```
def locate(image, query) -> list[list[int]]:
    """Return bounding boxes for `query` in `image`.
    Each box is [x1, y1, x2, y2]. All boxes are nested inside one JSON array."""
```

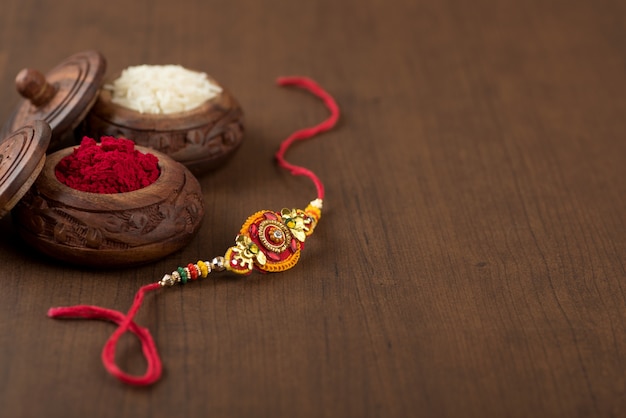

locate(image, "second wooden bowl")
[[81, 76, 244, 176]]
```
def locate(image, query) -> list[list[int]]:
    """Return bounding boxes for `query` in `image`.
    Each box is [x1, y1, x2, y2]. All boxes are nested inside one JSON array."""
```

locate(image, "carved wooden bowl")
[[81, 76, 244, 176], [12, 145, 204, 267]]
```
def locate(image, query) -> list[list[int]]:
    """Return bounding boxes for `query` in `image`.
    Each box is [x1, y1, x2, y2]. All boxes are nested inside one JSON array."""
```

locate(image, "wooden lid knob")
[[2, 51, 106, 150], [16, 68, 57, 107]]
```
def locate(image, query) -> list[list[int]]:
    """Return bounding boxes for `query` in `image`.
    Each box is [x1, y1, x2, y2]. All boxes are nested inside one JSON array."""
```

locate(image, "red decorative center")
[[267, 226, 284, 244], [257, 219, 291, 253]]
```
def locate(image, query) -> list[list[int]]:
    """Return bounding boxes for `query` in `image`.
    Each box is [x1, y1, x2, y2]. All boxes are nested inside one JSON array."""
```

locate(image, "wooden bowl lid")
[[2, 50, 106, 150], [0, 120, 51, 218]]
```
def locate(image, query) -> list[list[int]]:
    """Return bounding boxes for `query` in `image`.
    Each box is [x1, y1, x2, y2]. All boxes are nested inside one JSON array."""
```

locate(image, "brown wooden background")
[[1, 0, 625, 417]]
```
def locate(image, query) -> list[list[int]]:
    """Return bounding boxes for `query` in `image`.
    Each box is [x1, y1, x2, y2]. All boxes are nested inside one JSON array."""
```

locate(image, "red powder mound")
[[55, 136, 160, 194]]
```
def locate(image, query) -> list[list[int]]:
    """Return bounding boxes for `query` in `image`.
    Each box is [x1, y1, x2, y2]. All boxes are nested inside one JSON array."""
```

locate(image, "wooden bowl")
[[12, 145, 204, 267], [81, 75, 244, 176]]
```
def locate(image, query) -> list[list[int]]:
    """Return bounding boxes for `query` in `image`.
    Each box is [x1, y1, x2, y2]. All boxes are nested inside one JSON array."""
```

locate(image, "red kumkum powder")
[[55, 136, 160, 193]]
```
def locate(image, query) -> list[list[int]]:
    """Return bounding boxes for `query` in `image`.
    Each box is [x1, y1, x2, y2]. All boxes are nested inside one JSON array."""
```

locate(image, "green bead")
[[177, 267, 188, 284]]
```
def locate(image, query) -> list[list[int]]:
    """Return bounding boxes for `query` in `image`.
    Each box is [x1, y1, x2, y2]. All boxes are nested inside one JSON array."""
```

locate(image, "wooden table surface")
[[1, 0, 625, 417]]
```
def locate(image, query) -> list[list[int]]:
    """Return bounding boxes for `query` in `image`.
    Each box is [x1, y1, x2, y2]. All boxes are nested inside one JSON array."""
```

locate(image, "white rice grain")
[[104, 65, 222, 114]]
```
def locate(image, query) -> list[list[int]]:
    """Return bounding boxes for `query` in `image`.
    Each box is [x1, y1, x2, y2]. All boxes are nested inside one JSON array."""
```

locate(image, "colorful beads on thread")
[[159, 258, 225, 287], [177, 267, 187, 284], [197, 261, 209, 277], [188, 264, 198, 280]]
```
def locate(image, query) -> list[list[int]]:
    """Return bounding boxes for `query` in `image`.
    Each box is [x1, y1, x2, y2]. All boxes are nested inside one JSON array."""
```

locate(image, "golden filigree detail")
[[231, 234, 266, 270], [280, 208, 310, 242]]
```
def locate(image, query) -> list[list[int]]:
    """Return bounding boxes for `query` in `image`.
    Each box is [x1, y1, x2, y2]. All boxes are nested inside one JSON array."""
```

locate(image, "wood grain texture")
[[0, 0, 625, 417]]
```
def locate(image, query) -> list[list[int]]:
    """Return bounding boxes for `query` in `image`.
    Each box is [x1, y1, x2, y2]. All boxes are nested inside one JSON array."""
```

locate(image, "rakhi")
[[47, 76, 339, 386]]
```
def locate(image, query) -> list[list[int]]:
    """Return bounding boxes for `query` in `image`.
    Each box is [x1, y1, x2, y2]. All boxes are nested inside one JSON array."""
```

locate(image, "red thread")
[[275, 77, 340, 200], [48, 283, 162, 386], [55, 136, 160, 194]]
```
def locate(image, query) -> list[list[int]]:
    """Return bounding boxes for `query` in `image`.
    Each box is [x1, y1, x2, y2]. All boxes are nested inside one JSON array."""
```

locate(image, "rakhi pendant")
[[159, 198, 323, 284], [47, 76, 339, 386]]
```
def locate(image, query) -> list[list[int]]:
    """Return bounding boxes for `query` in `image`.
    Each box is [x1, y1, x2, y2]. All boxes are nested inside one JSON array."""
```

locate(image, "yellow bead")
[[197, 260, 209, 277]]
